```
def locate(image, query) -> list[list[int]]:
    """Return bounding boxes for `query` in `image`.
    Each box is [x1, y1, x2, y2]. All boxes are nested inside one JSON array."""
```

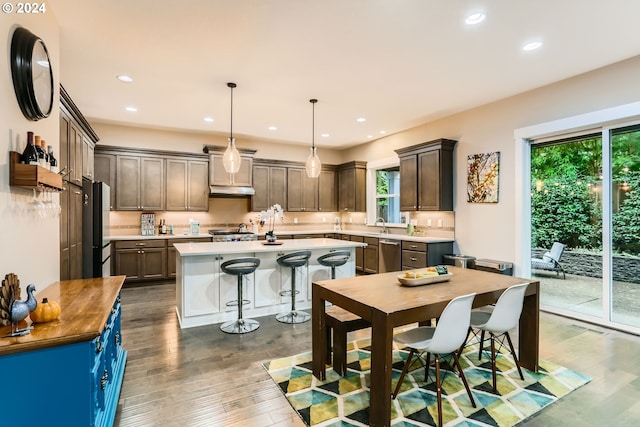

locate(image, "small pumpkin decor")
[[29, 297, 61, 323]]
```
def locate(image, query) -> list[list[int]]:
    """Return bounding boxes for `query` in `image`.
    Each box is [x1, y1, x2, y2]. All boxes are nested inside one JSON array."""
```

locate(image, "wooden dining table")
[[311, 266, 540, 427]]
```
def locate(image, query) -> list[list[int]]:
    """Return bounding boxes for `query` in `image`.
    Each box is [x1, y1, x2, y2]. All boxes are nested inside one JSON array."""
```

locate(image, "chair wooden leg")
[[490, 334, 498, 393], [458, 327, 471, 360], [478, 330, 486, 360], [392, 349, 415, 399], [435, 356, 443, 427], [504, 332, 524, 380], [453, 352, 476, 408]]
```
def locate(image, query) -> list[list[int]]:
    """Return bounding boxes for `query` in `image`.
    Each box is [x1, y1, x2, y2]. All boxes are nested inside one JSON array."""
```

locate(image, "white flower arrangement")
[[259, 204, 284, 236]]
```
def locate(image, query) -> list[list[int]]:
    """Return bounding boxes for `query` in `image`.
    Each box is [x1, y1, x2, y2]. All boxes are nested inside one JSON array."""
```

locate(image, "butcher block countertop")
[[0, 276, 125, 356]]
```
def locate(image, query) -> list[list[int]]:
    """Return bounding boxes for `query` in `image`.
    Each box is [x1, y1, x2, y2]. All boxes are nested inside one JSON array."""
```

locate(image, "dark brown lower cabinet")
[[349, 235, 365, 273], [167, 237, 211, 278], [363, 236, 379, 274], [401, 240, 454, 269], [114, 240, 167, 282]]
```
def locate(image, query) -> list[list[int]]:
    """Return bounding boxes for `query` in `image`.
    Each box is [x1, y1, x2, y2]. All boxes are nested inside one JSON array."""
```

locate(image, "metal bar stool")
[[318, 250, 370, 375], [276, 250, 312, 324], [220, 257, 261, 334]]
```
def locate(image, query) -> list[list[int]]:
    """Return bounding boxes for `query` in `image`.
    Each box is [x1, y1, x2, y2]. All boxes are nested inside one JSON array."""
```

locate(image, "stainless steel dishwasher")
[[378, 238, 401, 273]]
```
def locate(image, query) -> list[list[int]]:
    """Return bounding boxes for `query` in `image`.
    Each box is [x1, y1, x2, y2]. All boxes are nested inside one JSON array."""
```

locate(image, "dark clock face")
[[10, 27, 54, 121]]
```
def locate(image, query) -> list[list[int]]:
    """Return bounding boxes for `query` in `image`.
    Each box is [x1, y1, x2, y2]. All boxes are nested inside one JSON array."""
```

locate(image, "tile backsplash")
[[108, 197, 455, 238]]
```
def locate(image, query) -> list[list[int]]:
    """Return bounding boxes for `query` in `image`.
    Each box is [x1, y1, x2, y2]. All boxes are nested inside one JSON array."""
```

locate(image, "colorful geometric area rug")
[[263, 336, 590, 426]]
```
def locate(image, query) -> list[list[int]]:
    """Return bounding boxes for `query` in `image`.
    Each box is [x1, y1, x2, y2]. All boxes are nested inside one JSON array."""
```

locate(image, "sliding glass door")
[[610, 125, 640, 328], [530, 123, 640, 330], [530, 135, 603, 318]]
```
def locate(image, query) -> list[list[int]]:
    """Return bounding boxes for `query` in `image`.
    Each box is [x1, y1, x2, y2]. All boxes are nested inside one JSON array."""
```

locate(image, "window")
[[366, 157, 404, 227], [375, 167, 401, 224]]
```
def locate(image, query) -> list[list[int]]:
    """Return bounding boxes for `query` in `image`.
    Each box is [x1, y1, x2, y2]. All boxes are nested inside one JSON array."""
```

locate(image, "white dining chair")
[[460, 282, 530, 393], [392, 292, 477, 427]]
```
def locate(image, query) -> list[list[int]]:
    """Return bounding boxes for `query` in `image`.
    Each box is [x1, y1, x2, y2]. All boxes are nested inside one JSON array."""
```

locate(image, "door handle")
[[380, 240, 400, 246]]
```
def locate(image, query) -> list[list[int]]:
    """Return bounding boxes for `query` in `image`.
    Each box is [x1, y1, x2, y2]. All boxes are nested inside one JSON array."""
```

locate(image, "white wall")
[[345, 55, 640, 270], [1, 15, 60, 292]]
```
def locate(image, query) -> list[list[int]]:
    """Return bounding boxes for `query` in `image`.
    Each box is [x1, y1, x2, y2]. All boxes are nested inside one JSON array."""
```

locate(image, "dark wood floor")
[[115, 282, 640, 426]]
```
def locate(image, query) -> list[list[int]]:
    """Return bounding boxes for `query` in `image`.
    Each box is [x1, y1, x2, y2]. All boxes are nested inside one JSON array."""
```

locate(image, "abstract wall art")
[[467, 151, 500, 203]]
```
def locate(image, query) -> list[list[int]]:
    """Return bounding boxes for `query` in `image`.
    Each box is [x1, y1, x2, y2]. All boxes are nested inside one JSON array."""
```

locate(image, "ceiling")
[[50, 1, 640, 149]]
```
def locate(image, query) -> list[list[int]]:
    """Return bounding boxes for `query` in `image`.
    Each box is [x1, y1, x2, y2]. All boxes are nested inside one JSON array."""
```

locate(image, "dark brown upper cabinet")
[[395, 139, 456, 211], [337, 161, 367, 212]]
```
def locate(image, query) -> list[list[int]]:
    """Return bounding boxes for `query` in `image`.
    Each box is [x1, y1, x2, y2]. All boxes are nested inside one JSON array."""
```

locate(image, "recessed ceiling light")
[[204, 117, 214, 122], [117, 75, 133, 83], [125, 106, 137, 112], [379, 130, 386, 135], [465, 12, 486, 25], [367, 135, 373, 139], [522, 41, 543, 51], [321, 133, 329, 138], [268, 126, 277, 131], [356, 117, 366, 123]]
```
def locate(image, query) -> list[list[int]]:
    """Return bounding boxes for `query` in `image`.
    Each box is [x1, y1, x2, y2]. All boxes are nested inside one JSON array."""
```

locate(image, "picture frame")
[[467, 151, 500, 203]]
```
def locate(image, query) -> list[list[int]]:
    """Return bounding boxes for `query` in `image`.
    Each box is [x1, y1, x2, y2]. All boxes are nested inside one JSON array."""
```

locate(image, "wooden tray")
[[397, 272, 452, 286]]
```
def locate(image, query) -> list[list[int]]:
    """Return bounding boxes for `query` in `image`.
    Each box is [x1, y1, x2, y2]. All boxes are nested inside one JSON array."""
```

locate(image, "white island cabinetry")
[[175, 238, 366, 328]]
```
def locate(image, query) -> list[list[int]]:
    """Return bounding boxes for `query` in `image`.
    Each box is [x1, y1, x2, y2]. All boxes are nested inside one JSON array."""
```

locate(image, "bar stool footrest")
[[278, 290, 300, 297], [225, 299, 251, 307]]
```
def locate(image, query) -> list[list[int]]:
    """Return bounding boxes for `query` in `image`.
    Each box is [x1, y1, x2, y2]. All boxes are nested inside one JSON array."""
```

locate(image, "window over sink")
[[366, 157, 404, 228]]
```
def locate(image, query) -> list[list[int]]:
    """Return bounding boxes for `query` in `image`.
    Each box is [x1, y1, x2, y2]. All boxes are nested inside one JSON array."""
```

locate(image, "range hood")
[[204, 145, 256, 197], [208, 184, 255, 196]]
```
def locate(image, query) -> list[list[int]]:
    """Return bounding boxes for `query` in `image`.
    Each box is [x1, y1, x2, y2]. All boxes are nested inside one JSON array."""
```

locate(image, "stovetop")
[[208, 230, 258, 241]]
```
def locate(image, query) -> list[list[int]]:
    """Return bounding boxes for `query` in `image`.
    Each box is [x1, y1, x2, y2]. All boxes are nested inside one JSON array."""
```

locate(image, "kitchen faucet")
[[376, 217, 388, 234]]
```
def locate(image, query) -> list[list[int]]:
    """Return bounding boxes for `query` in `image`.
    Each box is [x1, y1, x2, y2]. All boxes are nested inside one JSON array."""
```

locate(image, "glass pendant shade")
[[223, 137, 241, 174], [305, 98, 321, 178], [223, 82, 241, 174], [305, 146, 321, 178]]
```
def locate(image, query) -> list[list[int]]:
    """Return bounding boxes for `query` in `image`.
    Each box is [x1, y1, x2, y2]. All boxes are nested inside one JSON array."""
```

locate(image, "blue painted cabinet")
[[0, 278, 127, 427]]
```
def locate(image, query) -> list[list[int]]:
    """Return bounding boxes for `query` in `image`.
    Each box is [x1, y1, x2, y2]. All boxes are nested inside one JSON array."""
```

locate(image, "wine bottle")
[[40, 140, 49, 168], [34, 135, 46, 167], [22, 132, 39, 165], [47, 145, 58, 173]]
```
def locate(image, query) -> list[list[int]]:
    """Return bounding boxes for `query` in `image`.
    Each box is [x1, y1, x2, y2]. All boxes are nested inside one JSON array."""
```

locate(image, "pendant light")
[[305, 98, 321, 178], [223, 82, 242, 174]]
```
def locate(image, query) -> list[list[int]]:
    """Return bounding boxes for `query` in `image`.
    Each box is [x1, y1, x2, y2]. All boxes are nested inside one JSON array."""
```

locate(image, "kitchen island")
[[174, 238, 367, 328]]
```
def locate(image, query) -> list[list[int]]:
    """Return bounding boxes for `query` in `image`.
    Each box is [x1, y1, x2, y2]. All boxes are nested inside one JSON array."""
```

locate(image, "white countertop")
[[174, 238, 366, 256], [109, 233, 212, 241], [108, 230, 453, 244], [331, 230, 453, 243]]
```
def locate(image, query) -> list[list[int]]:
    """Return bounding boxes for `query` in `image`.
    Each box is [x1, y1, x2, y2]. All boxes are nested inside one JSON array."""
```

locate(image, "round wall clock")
[[10, 27, 54, 121]]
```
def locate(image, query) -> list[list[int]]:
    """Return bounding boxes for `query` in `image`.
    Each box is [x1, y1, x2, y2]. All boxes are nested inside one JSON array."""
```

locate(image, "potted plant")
[[260, 204, 284, 243]]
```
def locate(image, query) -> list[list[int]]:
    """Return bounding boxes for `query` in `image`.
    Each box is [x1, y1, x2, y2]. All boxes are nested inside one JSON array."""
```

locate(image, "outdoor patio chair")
[[531, 241, 566, 279]]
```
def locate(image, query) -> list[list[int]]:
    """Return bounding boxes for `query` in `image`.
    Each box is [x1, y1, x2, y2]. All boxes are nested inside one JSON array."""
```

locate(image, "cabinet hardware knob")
[[410, 245, 417, 248], [410, 257, 417, 261]]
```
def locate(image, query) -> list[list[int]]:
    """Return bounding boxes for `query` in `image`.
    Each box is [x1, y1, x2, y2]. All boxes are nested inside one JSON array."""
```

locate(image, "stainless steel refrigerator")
[[82, 179, 111, 278]]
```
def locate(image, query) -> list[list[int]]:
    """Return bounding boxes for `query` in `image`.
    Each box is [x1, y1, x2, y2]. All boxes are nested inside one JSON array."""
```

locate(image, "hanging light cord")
[[228, 82, 236, 139], [310, 98, 318, 149]]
